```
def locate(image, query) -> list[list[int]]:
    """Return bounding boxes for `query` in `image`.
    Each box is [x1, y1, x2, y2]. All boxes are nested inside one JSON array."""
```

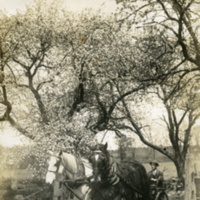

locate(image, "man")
[[147, 160, 164, 188]]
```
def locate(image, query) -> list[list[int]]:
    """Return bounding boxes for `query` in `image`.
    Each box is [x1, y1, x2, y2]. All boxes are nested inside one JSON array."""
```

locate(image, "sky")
[[0, 122, 31, 147], [0, 0, 117, 15]]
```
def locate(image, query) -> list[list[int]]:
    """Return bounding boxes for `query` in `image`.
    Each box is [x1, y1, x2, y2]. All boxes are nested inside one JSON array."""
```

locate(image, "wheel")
[[155, 191, 168, 200]]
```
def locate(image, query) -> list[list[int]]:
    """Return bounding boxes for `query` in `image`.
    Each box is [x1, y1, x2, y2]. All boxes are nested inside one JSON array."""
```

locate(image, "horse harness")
[[47, 154, 61, 173], [63, 155, 89, 200], [91, 149, 145, 198], [49, 153, 88, 200]]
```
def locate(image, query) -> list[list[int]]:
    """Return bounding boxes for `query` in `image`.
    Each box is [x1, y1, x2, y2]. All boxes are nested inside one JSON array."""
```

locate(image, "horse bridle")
[[47, 154, 62, 173], [89, 149, 109, 173], [48, 152, 88, 200], [89, 150, 107, 160]]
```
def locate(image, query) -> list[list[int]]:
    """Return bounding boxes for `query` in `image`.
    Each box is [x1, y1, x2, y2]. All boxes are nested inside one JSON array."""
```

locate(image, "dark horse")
[[88, 143, 150, 200]]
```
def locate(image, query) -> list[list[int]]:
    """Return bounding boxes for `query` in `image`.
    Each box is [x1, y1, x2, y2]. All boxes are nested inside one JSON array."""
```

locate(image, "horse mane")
[[116, 160, 150, 195]]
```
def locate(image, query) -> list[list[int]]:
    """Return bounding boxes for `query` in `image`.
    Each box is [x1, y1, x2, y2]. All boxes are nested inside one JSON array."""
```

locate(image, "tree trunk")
[[68, 80, 84, 117], [8, 116, 34, 139], [174, 158, 185, 184], [30, 87, 49, 124], [0, 84, 33, 139]]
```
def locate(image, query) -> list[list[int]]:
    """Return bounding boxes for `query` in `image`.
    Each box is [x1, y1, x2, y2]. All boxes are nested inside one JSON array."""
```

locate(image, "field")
[[0, 161, 177, 181]]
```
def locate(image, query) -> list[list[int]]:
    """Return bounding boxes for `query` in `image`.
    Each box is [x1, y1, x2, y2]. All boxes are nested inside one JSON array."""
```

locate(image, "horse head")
[[45, 151, 93, 200], [46, 150, 88, 185], [45, 150, 63, 184], [88, 143, 151, 200], [88, 143, 110, 183]]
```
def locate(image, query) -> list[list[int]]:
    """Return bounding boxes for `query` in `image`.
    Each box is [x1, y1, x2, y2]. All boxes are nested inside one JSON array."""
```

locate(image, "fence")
[[110, 146, 172, 163]]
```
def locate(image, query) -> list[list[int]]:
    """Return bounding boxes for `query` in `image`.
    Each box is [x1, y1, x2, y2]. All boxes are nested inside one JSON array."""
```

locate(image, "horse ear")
[[104, 142, 108, 150], [59, 150, 63, 156]]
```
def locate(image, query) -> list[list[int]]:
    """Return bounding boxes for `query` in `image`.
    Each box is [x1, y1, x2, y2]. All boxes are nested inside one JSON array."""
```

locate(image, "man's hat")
[[149, 160, 159, 166]]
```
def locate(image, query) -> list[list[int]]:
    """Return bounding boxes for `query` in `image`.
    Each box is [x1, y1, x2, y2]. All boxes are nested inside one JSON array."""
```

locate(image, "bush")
[[2, 178, 53, 200]]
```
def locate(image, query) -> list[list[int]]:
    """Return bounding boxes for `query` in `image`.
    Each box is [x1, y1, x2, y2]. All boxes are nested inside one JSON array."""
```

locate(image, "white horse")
[[46, 151, 93, 200]]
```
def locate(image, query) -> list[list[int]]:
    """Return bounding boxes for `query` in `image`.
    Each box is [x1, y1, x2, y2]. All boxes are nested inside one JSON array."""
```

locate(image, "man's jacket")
[[147, 169, 164, 187]]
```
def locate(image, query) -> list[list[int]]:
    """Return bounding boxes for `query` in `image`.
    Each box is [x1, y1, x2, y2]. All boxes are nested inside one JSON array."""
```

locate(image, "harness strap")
[[110, 175, 120, 185], [75, 156, 85, 177], [63, 182, 82, 200], [48, 170, 58, 173], [109, 162, 120, 185]]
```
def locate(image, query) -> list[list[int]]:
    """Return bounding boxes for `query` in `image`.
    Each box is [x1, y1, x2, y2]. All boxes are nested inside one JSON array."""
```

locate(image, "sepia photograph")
[[0, 0, 200, 199]]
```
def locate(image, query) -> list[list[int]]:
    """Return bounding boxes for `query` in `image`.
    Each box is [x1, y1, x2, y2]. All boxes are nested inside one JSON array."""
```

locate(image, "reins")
[[47, 152, 90, 200], [63, 182, 82, 200], [59, 153, 90, 200]]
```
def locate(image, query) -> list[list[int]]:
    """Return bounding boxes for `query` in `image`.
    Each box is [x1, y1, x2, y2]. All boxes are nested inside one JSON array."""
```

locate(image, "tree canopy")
[[1, 0, 200, 180]]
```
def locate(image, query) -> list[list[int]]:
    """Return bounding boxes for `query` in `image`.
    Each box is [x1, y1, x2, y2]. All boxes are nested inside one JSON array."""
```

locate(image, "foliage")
[[114, 0, 200, 180], [2, 178, 53, 200], [1, 0, 200, 183]]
